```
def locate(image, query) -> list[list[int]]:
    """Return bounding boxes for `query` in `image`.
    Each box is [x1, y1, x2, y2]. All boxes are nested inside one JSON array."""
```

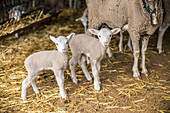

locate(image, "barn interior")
[[0, 0, 170, 112]]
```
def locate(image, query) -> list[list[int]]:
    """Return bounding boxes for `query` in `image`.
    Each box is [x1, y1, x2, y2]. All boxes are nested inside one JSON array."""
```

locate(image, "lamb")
[[8, 4, 26, 38], [69, 28, 120, 91], [21, 33, 75, 100], [86, 0, 163, 79], [76, 8, 88, 33]]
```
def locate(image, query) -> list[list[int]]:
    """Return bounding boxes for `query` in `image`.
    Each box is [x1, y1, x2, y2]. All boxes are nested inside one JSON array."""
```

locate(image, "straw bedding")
[[0, 9, 170, 113]]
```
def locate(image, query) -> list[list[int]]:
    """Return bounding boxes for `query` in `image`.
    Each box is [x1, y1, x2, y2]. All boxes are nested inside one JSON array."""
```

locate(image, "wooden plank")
[[0, 14, 52, 40]]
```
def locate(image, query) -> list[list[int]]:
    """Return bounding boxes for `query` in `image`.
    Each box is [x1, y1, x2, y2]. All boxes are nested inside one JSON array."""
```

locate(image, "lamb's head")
[[76, 17, 88, 29], [50, 33, 75, 53], [14, 10, 21, 20], [89, 28, 120, 47]]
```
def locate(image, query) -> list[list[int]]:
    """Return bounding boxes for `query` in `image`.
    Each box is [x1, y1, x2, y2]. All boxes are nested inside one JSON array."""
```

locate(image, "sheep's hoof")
[[134, 76, 141, 80], [133, 71, 141, 80], [94, 84, 100, 91], [142, 71, 149, 77]]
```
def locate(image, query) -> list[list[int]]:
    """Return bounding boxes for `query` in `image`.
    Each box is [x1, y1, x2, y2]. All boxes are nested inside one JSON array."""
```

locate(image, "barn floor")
[[0, 9, 170, 113]]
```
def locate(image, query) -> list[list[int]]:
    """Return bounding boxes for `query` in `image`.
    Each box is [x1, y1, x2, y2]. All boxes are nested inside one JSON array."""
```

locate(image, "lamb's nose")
[[104, 42, 108, 47], [62, 49, 66, 53]]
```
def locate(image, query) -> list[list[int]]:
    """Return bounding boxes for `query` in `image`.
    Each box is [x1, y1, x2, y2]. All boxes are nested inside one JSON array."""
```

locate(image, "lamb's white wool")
[[21, 33, 75, 100], [69, 28, 120, 91], [76, 8, 88, 33]]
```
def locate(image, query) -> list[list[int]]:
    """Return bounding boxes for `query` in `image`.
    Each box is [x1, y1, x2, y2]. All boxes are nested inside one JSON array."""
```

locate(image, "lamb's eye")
[[56, 43, 58, 45], [110, 35, 112, 37], [66, 42, 68, 44], [99, 35, 101, 38]]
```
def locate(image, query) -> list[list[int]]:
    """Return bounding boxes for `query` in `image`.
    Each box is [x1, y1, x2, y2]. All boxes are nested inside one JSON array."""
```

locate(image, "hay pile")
[[0, 9, 170, 112], [0, 9, 50, 37]]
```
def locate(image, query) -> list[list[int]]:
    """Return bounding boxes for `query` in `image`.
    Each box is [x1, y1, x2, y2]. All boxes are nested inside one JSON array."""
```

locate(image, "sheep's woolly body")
[[86, 0, 163, 35], [25, 50, 68, 72], [69, 34, 106, 60], [162, 0, 170, 26]]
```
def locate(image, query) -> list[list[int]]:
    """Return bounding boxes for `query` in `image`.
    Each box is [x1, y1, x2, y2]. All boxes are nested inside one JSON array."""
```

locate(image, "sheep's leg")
[[54, 70, 67, 99], [31, 79, 39, 94], [91, 60, 101, 91], [73, 0, 77, 9], [69, 0, 72, 8], [127, 36, 133, 51], [69, 55, 79, 84], [21, 74, 34, 100], [78, 55, 92, 81], [157, 24, 169, 54], [141, 36, 150, 76], [106, 47, 113, 57], [119, 31, 124, 52], [131, 35, 140, 79]]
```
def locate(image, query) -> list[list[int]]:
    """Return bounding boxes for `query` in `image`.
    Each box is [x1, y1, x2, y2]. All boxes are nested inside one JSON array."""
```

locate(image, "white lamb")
[[76, 8, 88, 33], [21, 33, 75, 100], [69, 28, 120, 91]]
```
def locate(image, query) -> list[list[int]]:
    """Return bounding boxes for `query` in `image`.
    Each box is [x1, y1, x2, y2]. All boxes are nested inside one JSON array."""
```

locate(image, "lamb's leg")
[[21, 74, 34, 100], [91, 60, 101, 91], [78, 55, 92, 81], [69, 54, 79, 84], [31, 79, 40, 94], [127, 36, 133, 51], [157, 25, 169, 54], [96, 61, 101, 71], [119, 31, 124, 52], [54, 70, 67, 99], [106, 47, 113, 57], [131, 35, 140, 79], [141, 36, 150, 76]]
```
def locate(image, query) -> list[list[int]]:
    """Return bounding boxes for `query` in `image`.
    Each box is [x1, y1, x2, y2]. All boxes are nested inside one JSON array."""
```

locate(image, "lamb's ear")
[[49, 35, 57, 43], [67, 33, 75, 41], [76, 18, 81, 21], [111, 28, 121, 35], [88, 29, 99, 35]]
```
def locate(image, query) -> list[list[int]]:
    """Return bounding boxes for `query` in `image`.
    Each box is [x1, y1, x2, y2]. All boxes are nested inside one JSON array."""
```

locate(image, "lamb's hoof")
[[72, 78, 78, 84], [21, 97, 27, 101], [119, 49, 124, 53], [94, 84, 100, 91], [108, 53, 113, 58], [86, 76, 92, 81], [61, 94, 67, 99], [34, 90, 40, 94]]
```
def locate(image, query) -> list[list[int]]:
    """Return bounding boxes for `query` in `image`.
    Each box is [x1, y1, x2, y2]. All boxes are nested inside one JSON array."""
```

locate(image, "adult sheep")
[[86, 0, 163, 79]]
